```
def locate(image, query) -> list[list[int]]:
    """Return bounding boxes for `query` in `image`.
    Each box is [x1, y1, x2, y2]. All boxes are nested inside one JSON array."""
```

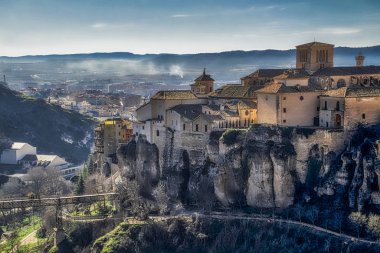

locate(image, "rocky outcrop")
[[117, 124, 380, 211], [117, 135, 160, 195]]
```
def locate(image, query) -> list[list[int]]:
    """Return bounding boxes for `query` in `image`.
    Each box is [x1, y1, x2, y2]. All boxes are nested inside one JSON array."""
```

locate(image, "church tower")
[[295, 42, 334, 73], [355, 51, 365, 67], [190, 68, 214, 96]]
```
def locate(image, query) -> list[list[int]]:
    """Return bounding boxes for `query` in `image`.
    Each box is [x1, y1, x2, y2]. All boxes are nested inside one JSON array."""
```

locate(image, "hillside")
[[0, 83, 95, 163]]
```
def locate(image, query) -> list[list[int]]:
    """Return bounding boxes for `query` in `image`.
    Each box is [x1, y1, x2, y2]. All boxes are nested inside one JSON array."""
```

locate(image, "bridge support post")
[[54, 197, 65, 247], [54, 227, 65, 247]]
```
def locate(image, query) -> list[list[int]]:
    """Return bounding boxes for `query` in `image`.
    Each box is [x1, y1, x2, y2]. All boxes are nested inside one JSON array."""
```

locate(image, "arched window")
[[337, 79, 346, 88], [336, 101, 340, 111], [324, 101, 327, 110], [245, 110, 249, 116]]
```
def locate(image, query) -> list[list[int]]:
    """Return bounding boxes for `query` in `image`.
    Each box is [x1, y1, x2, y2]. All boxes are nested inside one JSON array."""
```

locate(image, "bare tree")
[[153, 181, 170, 215], [84, 172, 108, 194], [306, 206, 319, 225], [27, 167, 71, 197], [115, 178, 153, 220], [0, 178, 25, 198]]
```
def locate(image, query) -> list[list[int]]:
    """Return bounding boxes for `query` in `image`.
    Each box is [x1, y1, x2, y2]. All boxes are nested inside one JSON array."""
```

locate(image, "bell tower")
[[355, 51, 365, 67]]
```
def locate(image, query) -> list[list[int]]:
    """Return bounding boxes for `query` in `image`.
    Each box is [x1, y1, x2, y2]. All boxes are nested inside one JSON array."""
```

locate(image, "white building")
[[0, 142, 37, 165]]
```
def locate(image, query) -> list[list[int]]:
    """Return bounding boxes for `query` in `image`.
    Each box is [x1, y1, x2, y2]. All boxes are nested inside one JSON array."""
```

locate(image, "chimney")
[[355, 52, 365, 67]]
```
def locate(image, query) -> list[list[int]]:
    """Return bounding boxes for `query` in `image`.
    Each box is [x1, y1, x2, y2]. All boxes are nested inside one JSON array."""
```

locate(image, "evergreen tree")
[[75, 174, 85, 195], [87, 155, 95, 175]]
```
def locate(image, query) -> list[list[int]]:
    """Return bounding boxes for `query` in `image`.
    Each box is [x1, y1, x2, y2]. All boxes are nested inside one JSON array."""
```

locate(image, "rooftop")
[[194, 68, 215, 82], [296, 41, 334, 48], [209, 85, 260, 98], [169, 104, 203, 120], [242, 68, 288, 79], [322, 87, 380, 98], [312, 66, 380, 76], [11, 142, 29, 150], [151, 90, 198, 100], [274, 69, 310, 79], [255, 83, 316, 94]]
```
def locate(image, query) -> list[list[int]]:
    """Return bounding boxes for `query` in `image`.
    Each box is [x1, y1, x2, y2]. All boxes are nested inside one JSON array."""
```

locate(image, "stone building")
[[256, 83, 322, 126], [310, 65, 380, 89], [240, 69, 288, 86], [319, 87, 380, 129], [136, 90, 205, 124], [273, 69, 310, 86], [190, 68, 214, 96], [295, 41, 334, 73]]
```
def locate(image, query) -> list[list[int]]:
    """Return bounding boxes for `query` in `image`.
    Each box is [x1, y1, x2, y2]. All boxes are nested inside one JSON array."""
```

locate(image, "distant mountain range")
[[1, 45, 380, 84]]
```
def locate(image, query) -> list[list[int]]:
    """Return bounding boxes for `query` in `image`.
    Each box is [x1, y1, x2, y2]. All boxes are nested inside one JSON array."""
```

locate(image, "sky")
[[0, 0, 379, 56]]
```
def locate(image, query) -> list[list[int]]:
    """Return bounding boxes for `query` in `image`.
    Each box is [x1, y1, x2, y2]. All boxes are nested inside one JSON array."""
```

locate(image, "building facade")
[[295, 41, 334, 73]]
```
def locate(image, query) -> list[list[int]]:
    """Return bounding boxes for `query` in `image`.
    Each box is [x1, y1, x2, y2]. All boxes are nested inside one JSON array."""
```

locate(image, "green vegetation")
[[0, 215, 43, 253], [220, 129, 246, 145], [91, 217, 379, 253], [295, 127, 316, 138]]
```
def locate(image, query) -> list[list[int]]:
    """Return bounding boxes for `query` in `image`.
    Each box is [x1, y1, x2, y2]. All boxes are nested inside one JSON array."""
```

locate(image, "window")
[[283, 108, 287, 113], [183, 124, 186, 131], [324, 101, 327, 110], [245, 110, 249, 116], [205, 125, 208, 132], [300, 96, 304, 101], [283, 119, 286, 123], [142, 126, 145, 130], [336, 101, 340, 111], [156, 130, 160, 136], [283, 97, 286, 100], [317, 107, 320, 111], [362, 113, 366, 119], [195, 124, 199, 132]]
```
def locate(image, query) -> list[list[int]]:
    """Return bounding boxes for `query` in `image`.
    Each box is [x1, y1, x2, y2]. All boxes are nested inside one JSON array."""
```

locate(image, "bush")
[[221, 129, 245, 145]]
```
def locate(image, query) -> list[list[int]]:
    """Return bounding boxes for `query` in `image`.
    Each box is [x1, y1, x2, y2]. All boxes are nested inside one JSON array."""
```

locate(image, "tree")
[[75, 174, 85, 195], [306, 206, 319, 225], [115, 177, 153, 220], [0, 178, 25, 198], [153, 181, 170, 215], [87, 154, 96, 175], [27, 167, 71, 197]]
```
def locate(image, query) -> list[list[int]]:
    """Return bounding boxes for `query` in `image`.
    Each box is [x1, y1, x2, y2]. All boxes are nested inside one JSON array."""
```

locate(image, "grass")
[[70, 201, 115, 217], [0, 215, 42, 253]]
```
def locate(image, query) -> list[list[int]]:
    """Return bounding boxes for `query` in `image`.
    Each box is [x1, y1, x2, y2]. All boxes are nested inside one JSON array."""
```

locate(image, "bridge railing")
[[0, 192, 119, 210]]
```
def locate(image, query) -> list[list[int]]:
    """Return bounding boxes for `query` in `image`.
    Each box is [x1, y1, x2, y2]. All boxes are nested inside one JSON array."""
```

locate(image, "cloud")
[[171, 14, 192, 18], [318, 27, 361, 35], [90, 22, 136, 30], [90, 23, 108, 29]]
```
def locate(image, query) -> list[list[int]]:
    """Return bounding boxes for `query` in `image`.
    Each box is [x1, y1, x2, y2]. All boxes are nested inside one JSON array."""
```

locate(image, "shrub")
[[220, 129, 246, 145]]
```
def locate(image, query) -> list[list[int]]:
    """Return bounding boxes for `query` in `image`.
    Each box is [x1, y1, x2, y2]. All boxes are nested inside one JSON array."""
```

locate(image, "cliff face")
[[117, 125, 380, 211]]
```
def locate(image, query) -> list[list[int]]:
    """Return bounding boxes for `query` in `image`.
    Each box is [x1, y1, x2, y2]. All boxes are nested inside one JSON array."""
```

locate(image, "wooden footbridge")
[[0, 192, 119, 210]]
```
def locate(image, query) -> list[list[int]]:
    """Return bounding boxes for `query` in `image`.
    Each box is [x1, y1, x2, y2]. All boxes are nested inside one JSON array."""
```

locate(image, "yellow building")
[[95, 118, 133, 157]]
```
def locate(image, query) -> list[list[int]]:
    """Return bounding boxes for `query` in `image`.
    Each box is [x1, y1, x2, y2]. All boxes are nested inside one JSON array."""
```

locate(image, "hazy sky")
[[1, 0, 379, 56]]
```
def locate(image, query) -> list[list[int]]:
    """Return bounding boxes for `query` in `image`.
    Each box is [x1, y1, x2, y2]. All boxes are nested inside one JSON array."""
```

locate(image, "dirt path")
[[19, 230, 37, 246]]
